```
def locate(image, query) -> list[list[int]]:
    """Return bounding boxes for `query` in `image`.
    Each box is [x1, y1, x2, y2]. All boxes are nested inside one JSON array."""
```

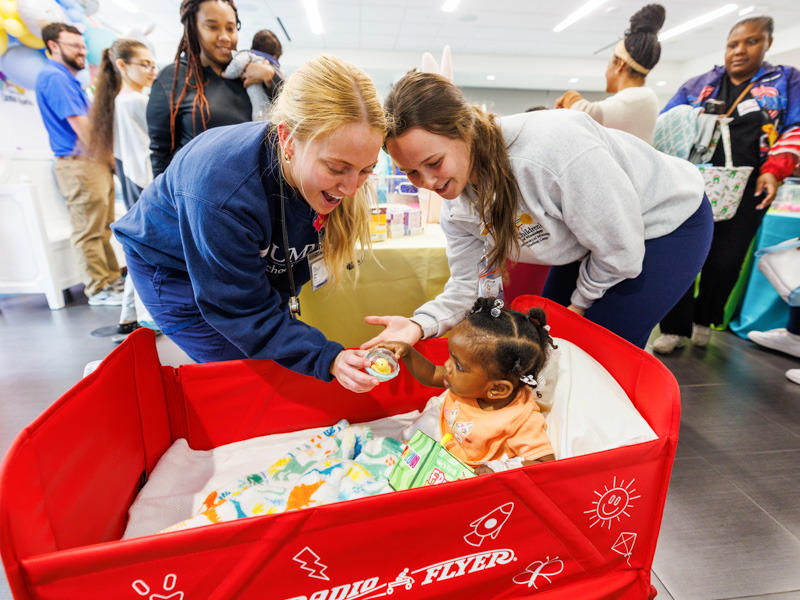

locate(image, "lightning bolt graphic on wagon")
[[293, 546, 331, 581], [464, 502, 514, 547], [585, 477, 641, 528], [131, 574, 184, 599]]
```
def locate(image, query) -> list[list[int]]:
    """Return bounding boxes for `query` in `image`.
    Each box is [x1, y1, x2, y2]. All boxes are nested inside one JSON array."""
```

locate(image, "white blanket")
[[124, 338, 656, 539]]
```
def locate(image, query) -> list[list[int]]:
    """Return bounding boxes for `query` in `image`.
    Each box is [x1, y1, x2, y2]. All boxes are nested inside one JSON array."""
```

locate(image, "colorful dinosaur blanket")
[[161, 421, 402, 533]]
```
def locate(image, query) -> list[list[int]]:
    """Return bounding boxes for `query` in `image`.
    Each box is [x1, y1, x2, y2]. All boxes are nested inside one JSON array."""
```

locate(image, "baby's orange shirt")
[[439, 387, 553, 467]]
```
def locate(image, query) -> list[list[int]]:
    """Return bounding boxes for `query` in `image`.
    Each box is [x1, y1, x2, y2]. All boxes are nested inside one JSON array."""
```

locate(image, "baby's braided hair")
[[463, 297, 556, 397]]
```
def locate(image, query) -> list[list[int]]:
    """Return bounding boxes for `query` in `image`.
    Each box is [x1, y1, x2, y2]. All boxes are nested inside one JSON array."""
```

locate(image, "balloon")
[[0, 29, 7, 55], [75, 0, 98, 16], [83, 25, 115, 66], [18, 31, 45, 49], [0, 44, 47, 90], [17, 0, 68, 39], [0, 0, 18, 19], [3, 16, 26, 38], [75, 63, 89, 88]]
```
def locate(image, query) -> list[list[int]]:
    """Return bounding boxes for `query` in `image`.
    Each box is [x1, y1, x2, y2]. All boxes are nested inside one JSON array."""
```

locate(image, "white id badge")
[[737, 98, 760, 116], [308, 250, 328, 291], [477, 257, 504, 299]]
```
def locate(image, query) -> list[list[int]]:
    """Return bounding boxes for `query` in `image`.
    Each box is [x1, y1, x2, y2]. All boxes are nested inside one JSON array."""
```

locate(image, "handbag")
[[697, 82, 757, 222], [755, 237, 800, 306]]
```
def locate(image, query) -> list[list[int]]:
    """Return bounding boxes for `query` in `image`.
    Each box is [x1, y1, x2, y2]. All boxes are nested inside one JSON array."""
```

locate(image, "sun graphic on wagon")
[[585, 477, 641, 529]]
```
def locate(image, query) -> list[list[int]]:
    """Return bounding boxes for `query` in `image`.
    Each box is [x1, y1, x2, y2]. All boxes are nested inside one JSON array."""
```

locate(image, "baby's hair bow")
[[490, 299, 504, 317]]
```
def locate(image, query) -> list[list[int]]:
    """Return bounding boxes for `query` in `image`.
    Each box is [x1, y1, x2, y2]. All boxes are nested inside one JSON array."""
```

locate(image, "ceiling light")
[[113, 0, 139, 13], [569, 77, 579, 83], [486, 75, 496, 80], [656, 80, 667, 86], [302, 0, 324, 35], [738, 5, 755, 15], [442, 0, 460, 12], [554, 0, 611, 33], [659, 4, 738, 42]]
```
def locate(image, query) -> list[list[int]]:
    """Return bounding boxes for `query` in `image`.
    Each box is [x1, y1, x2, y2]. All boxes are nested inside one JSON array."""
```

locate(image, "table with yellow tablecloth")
[[298, 225, 450, 348]]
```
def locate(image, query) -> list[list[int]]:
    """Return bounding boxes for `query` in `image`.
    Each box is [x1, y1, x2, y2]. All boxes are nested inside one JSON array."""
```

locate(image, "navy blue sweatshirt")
[[112, 121, 343, 381]]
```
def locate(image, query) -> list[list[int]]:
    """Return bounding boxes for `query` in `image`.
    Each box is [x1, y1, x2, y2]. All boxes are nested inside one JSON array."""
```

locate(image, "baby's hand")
[[376, 341, 411, 361]]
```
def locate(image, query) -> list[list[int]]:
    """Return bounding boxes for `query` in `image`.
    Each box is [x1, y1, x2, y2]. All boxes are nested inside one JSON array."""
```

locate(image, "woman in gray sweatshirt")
[[363, 71, 712, 349]]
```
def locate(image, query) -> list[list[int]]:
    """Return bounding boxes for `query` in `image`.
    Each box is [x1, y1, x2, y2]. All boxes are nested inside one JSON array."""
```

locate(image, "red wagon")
[[0, 297, 679, 599]]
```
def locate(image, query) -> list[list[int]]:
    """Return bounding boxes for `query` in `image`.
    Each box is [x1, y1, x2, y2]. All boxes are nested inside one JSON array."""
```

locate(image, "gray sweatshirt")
[[411, 110, 705, 339]]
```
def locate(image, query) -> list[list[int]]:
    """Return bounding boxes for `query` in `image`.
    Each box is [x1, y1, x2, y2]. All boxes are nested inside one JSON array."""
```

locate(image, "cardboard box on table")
[[0, 297, 679, 600]]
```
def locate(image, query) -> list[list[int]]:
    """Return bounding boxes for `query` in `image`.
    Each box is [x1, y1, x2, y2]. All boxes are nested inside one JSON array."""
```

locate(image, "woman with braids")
[[377, 297, 556, 474], [112, 56, 385, 393], [653, 16, 800, 353], [555, 4, 665, 144], [362, 71, 712, 350], [146, 0, 280, 177], [87, 38, 158, 341]]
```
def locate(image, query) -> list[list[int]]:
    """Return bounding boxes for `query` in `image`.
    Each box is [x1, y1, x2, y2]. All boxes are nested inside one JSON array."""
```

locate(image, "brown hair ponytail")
[[87, 39, 147, 163]]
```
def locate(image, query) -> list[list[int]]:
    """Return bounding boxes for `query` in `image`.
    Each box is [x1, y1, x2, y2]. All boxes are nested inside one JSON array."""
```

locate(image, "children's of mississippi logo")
[[516, 213, 550, 248]]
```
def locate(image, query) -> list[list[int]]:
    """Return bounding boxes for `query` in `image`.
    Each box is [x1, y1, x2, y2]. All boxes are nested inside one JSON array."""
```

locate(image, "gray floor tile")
[[650, 570, 675, 600], [707, 449, 800, 541], [733, 593, 800, 600], [653, 457, 800, 600]]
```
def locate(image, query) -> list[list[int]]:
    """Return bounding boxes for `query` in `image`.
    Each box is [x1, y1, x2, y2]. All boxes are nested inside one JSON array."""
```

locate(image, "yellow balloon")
[[0, 29, 7, 55], [4, 16, 26, 38], [18, 31, 43, 49], [0, 0, 17, 20]]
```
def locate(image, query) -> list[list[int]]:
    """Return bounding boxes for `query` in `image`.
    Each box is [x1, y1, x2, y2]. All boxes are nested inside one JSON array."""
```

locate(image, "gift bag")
[[756, 237, 800, 306], [699, 117, 753, 222]]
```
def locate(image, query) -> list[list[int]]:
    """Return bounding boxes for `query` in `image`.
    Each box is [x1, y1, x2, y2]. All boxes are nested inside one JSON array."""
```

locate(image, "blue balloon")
[[75, 66, 90, 89], [67, 7, 84, 22], [55, 0, 81, 10], [84, 26, 117, 66], [0, 45, 48, 90]]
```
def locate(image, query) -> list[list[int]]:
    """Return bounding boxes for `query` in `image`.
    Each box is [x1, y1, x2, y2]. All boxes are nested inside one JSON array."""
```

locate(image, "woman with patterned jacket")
[[653, 15, 800, 353]]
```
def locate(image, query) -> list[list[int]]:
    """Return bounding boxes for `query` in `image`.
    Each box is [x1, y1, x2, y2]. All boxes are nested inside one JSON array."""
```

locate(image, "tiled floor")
[[1, 286, 799, 600]]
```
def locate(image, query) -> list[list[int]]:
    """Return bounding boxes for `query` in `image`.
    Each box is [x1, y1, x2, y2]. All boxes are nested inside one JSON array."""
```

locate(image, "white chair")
[[0, 150, 128, 309]]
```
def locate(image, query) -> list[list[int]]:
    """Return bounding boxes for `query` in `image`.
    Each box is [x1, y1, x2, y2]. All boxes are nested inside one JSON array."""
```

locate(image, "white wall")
[[0, 87, 52, 154]]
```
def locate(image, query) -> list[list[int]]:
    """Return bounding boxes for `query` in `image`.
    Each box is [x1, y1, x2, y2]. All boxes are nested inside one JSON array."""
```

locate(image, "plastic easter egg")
[[365, 348, 401, 382]]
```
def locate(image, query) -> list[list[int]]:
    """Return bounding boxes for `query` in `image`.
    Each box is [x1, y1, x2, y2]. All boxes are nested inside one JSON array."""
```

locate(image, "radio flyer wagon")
[[0, 296, 679, 599]]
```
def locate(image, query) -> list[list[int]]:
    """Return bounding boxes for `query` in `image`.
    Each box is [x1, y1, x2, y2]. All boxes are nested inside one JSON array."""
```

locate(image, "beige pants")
[[54, 157, 120, 297]]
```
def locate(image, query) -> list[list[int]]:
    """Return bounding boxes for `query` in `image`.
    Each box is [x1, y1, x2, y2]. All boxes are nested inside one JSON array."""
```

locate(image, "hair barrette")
[[490, 298, 504, 318], [520, 374, 537, 387]]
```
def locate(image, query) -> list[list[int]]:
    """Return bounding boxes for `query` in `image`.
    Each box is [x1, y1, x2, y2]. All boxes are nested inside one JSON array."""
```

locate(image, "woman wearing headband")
[[555, 4, 665, 144]]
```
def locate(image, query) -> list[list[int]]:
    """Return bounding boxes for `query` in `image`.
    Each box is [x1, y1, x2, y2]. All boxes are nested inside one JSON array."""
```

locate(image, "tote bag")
[[698, 117, 753, 222], [755, 237, 800, 306]]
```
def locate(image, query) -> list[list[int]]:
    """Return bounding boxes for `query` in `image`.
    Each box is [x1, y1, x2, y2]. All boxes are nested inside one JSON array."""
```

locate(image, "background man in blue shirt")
[[35, 22, 123, 306]]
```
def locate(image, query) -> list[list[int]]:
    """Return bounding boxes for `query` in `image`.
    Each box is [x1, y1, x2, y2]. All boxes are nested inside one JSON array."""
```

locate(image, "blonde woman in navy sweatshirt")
[[113, 56, 384, 393]]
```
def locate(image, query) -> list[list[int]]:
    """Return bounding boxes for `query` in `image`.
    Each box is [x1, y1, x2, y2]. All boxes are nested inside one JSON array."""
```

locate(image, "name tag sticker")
[[308, 250, 328, 291], [737, 98, 760, 116]]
